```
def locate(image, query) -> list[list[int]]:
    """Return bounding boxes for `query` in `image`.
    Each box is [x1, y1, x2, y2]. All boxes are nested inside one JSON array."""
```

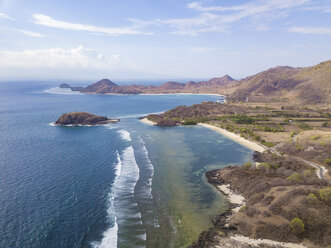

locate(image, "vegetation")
[[206, 151, 331, 246], [319, 188, 331, 204], [306, 193, 317, 204], [290, 218, 305, 235], [297, 122, 312, 130], [286, 173, 302, 182], [230, 114, 255, 124], [243, 162, 252, 169]]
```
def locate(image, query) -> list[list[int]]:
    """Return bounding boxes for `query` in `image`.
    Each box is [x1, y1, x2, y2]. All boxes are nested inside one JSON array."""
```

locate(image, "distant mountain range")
[[60, 60, 331, 105]]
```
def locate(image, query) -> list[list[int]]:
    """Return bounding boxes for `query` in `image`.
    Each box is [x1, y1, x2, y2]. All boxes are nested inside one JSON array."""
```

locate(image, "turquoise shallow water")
[[0, 82, 253, 247]]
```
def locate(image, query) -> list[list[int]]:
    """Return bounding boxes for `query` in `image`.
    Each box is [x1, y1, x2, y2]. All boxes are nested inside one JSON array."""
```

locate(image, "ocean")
[[0, 81, 253, 248]]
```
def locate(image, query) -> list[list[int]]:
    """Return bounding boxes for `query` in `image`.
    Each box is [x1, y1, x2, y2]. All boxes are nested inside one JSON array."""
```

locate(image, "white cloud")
[[0, 46, 126, 69], [289, 26, 331, 35], [15, 29, 44, 37], [188, 0, 311, 13], [167, 0, 311, 35], [324, 9, 331, 13], [0, 13, 13, 20], [33, 14, 152, 36], [183, 46, 223, 53], [0, 46, 145, 80]]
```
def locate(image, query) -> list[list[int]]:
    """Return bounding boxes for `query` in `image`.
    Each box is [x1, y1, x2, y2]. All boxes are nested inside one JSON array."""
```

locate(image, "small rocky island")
[[55, 112, 119, 126]]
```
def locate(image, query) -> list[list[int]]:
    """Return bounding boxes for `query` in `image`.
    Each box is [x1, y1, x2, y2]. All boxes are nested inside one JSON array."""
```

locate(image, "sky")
[[0, 0, 331, 82]]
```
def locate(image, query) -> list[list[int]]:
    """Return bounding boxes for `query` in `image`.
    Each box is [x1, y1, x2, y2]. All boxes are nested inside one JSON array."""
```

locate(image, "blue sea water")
[[0, 82, 253, 248]]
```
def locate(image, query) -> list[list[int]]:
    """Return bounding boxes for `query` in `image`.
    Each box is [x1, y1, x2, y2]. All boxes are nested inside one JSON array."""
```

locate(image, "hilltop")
[[228, 60, 331, 105]]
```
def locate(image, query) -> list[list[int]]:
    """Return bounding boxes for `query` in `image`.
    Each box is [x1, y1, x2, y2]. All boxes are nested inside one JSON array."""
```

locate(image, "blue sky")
[[1, 0, 331, 81]]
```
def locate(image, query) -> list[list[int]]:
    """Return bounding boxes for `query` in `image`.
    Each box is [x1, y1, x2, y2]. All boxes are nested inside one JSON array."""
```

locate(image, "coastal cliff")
[[55, 112, 119, 126]]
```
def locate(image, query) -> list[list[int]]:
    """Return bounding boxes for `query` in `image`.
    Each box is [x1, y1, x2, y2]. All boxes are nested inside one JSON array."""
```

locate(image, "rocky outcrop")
[[59, 83, 71, 88], [55, 112, 119, 126]]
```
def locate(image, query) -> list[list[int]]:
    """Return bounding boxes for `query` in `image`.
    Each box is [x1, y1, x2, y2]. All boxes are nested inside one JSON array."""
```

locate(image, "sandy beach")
[[198, 123, 266, 153], [140, 118, 156, 125], [139, 93, 224, 96]]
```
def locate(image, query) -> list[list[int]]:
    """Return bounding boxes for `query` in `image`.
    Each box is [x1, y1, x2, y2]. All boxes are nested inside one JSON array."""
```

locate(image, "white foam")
[[91, 217, 118, 248], [93, 146, 146, 247], [117, 111, 164, 119], [137, 233, 147, 241], [117, 129, 132, 142], [137, 137, 160, 228], [92, 151, 122, 248], [139, 139, 154, 199], [44, 87, 83, 95], [105, 123, 118, 130]]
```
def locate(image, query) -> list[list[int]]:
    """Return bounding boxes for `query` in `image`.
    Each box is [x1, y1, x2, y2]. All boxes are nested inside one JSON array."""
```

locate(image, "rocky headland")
[[55, 112, 119, 126], [192, 152, 331, 247]]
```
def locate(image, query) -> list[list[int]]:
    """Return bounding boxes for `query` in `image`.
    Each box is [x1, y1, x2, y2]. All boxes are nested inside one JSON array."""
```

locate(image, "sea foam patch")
[[117, 129, 132, 142], [44, 87, 82, 95]]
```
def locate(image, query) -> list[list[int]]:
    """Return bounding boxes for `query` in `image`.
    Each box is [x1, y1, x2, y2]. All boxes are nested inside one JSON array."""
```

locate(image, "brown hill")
[[228, 60, 331, 105], [159, 81, 185, 90], [83, 79, 117, 94]]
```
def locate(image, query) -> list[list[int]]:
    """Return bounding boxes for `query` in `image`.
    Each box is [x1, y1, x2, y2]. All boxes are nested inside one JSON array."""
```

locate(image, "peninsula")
[[143, 95, 331, 246]]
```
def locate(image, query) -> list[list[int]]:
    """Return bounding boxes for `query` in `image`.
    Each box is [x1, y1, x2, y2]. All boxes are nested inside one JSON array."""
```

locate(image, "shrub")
[[243, 162, 252, 169], [289, 218, 305, 235], [290, 131, 297, 138], [325, 158, 331, 165], [239, 206, 247, 212], [182, 120, 197, 125], [286, 173, 302, 182], [319, 188, 331, 204], [297, 122, 312, 130], [306, 193, 317, 204], [311, 135, 321, 141], [322, 122, 328, 127], [303, 169, 313, 177], [258, 162, 272, 170], [231, 114, 255, 124]]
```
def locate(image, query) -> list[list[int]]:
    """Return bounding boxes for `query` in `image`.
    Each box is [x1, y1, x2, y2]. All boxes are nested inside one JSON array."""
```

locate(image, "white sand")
[[218, 184, 245, 213], [230, 235, 306, 248], [140, 118, 156, 125], [198, 123, 266, 153], [139, 93, 224, 96]]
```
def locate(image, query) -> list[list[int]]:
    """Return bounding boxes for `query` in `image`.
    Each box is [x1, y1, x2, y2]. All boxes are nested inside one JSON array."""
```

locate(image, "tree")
[[290, 218, 305, 235]]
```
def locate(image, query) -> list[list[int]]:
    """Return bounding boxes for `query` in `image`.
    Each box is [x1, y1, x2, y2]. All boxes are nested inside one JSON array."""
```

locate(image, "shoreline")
[[140, 118, 156, 125], [138, 93, 224, 96], [198, 123, 266, 153], [204, 171, 307, 248], [47, 87, 225, 97], [139, 120, 266, 153]]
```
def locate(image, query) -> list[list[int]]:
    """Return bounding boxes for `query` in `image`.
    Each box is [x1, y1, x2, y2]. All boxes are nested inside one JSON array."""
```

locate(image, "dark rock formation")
[[55, 112, 119, 126], [59, 83, 72, 88]]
